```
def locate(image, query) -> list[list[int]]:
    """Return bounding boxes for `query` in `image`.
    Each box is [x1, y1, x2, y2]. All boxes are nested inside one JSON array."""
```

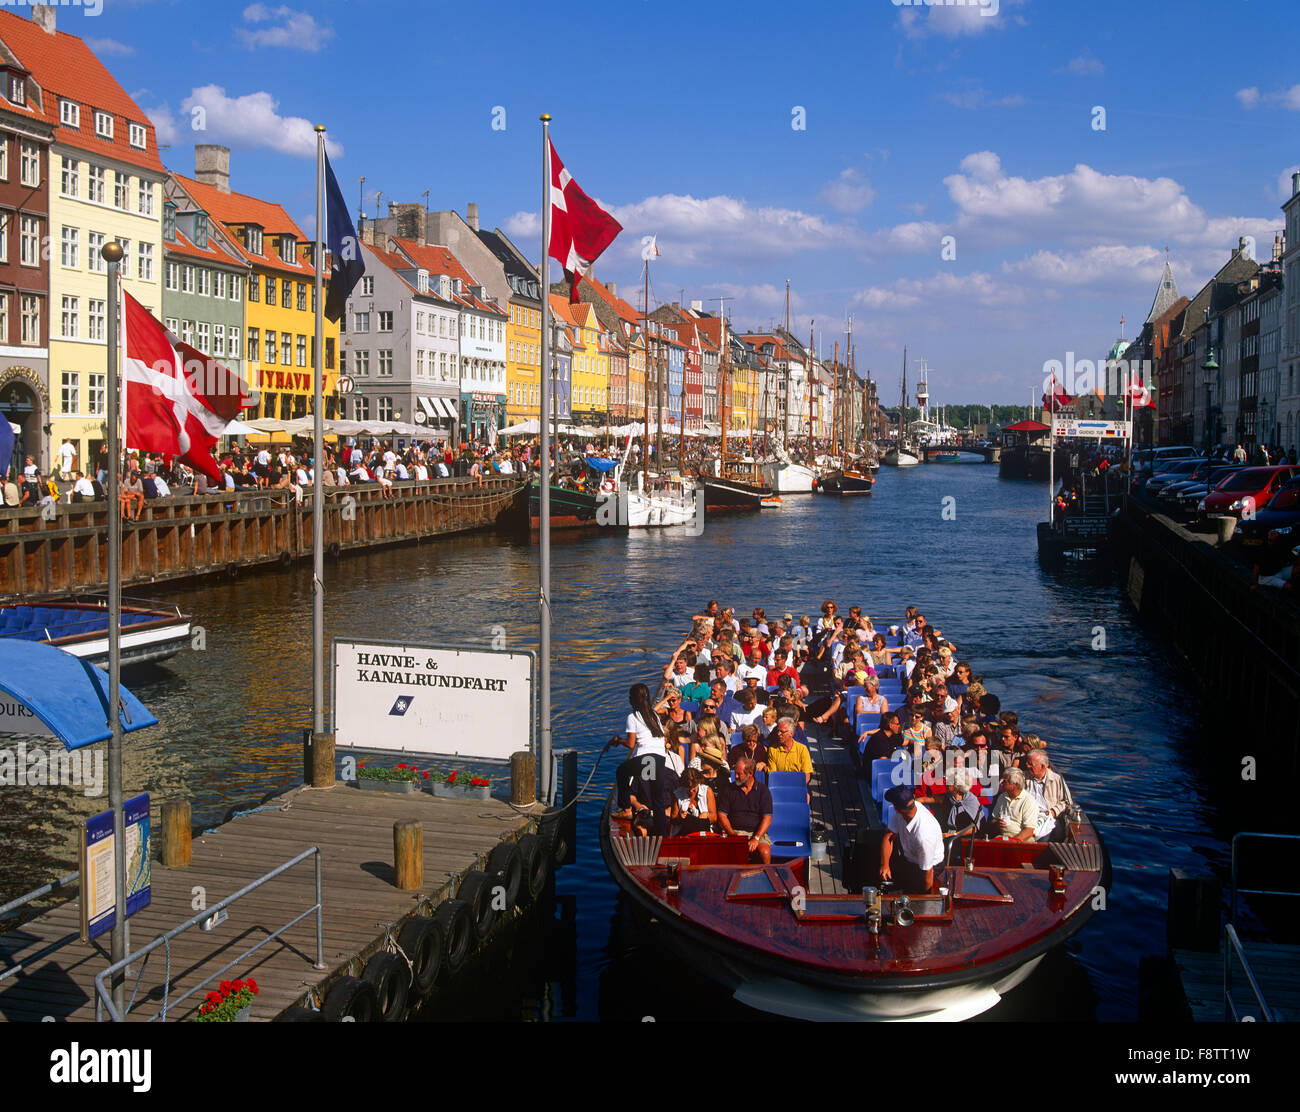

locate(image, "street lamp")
[[1201, 347, 1218, 454]]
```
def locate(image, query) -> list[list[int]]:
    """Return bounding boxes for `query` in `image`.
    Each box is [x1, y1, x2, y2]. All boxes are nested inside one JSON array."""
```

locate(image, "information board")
[[332, 640, 534, 761], [0, 696, 54, 737], [81, 792, 151, 942], [1052, 419, 1131, 440]]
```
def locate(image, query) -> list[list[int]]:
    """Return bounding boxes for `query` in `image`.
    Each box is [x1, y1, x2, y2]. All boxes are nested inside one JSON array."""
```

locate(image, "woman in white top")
[[670, 767, 717, 835], [853, 678, 889, 718], [624, 683, 666, 759], [619, 684, 671, 835]]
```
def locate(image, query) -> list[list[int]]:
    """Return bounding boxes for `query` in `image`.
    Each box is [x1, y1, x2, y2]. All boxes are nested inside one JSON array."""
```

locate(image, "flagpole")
[[102, 239, 126, 1014], [312, 126, 327, 744], [538, 114, 553, 805]]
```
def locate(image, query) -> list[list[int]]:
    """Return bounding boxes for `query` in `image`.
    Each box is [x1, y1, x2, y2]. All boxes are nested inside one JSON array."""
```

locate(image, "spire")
[[1145, 254, 1180, 324]]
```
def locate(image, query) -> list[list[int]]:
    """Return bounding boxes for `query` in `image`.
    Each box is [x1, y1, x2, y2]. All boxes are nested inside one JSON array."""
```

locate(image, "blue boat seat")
[[768, 771, 807, 795]]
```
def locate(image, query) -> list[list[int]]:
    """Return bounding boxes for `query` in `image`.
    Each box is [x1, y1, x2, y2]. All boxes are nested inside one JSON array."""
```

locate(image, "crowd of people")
[[615, 600, 1075, 891]]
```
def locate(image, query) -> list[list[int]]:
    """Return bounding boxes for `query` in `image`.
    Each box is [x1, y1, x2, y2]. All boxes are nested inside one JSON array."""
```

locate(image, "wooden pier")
[[0, 781, 551, 1021], [1171, 942, 1300, 1022], [0, 476, 525, 600]]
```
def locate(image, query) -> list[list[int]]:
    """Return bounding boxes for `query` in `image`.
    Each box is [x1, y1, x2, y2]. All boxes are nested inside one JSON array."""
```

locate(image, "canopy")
[[585, 456, 619, 473], [0, 640, 158, 751], [1003, 420, 1050, 432]]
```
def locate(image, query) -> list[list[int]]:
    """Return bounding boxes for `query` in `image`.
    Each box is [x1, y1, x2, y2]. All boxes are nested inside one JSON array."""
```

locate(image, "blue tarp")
[[0, 639, 158, 750], [585, 457, 619, 473]]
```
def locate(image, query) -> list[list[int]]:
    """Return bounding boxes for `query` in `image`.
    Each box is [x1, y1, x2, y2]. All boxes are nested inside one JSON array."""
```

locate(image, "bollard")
[[1214, 515, 1236, 546], [160, 800, 192, 867], [510, 750, 536, 805], [393, 820, 423, 890], [308, 732, 336, 788]]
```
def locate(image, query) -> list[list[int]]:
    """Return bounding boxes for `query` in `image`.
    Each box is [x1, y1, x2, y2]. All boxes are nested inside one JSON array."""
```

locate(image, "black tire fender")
[[396, 915, 441, 997], [362, 951, 410, 1022], [485, 841, 522, 910], [319, 975, 378, 1022], [517, 833, 550, 905], [456, 869, 497, 940], [432, 898, 474, 981]]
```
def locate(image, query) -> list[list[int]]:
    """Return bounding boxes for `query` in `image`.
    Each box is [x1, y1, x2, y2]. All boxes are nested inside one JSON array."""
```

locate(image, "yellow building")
[[3, 9, 167, 474], [506, 294, 540, 424], [173, 147, 338, 422], [565, 299, 609, 426]]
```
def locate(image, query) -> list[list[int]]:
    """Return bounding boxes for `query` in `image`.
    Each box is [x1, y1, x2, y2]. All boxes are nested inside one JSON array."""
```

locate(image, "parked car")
[[1143, 458, 1204, 496], [1198, 465, 1300, 523], [1233, 477, 1300, 571], [1160, 464, 1245, 516], [1134, 446, 1198, 478]]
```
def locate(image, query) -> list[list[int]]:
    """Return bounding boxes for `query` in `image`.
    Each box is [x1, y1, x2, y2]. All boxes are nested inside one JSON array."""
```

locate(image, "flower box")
[[430, 782, 490, 801], [357, 777, 419, 794]]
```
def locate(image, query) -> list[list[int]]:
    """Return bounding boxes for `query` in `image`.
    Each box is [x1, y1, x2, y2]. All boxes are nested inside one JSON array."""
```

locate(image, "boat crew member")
[[717, 757, 772, 865], [618, 684, 674, 836], [879, 786, 945, 894], [1024, 751, 1070, 841], [989, 769, 1039, 841]]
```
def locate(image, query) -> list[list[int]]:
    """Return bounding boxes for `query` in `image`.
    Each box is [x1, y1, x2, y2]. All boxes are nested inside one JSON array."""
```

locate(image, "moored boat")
[[0, 598, 192, 667], [527, 480, 604, 531], [818, 468, 874, 495], [700, 475, 765, 514]]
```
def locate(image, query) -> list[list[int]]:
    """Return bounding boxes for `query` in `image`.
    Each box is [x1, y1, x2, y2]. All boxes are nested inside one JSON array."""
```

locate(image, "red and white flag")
[[1127, 378, 1156, 410], [122, 292, 255, 483], [547, 137, 622, 302]]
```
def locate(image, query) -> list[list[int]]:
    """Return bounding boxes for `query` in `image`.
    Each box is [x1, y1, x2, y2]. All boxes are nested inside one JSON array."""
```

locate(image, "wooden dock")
[[1171, 941, 1300, 1022], [0, 782, 543, 1021], [0, 476, 525, 600]]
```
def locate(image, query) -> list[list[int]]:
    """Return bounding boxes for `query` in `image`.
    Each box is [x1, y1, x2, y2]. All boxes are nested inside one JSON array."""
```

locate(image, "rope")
[[505, 740, 617, 818], [202, 801, 291, 835]]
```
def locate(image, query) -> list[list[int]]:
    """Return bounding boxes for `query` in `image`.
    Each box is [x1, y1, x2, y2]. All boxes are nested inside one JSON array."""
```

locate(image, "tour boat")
[[0, 598, 192, 667], [818, 468, 875, 496], [600, 613, 1110, 1021], [699, 475, 765, 514]]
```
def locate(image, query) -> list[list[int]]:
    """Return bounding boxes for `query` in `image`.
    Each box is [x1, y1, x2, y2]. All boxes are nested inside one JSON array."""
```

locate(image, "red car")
[[1199, 465, 1300, 521]]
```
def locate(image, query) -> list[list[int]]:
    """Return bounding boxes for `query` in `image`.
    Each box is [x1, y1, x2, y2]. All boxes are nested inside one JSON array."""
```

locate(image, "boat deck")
[[805, 724, 875, 894]]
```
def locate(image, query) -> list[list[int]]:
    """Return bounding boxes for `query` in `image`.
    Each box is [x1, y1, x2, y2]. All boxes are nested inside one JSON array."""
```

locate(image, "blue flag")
[[323, 152, 365, 324], [0, 416, 14, 481]]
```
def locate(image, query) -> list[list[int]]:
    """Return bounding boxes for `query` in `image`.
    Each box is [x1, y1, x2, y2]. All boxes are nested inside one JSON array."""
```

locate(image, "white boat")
[[882, 444, 920, 468], [883, 348, 921, 467], [0, 598, 192, 667], [760, 460, 817, 493], [622, 470, 699, 528]]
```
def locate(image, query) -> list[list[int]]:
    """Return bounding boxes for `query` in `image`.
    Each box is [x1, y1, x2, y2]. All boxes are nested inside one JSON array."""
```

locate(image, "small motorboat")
[[0, 597, 192, 667]]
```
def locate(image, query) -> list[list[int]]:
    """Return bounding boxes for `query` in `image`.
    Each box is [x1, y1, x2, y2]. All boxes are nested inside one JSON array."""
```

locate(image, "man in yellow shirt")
[[765, 718, 812, 804]]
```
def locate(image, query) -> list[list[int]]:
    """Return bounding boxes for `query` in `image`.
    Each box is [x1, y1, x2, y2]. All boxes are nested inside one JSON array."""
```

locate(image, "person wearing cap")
[[990, 769, 1039, 841], [717, 757, 772, 864], [932, 697, 962, 749], [879, 786, 945, 894]]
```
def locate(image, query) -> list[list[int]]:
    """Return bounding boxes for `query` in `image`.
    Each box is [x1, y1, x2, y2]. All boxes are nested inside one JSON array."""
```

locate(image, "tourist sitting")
[[878, 786, 944, 894], [120, 471, 145, 520], [681, 663, 712, 704], [989, 769, 1039, 841], [663, 723, 687, 780], [932, 697, 962, 749], [670, 767, 717, 835], [1024, 751, 1069, 841], [716, 757, 772, 864], [853, 677, 889, 719], [862, 711, 906, 763], [654, 687, 697, 740], [764, 718, 812, 803], [71, 471, 96, 504], [727, 723, 768, 773], [902, 706, 932, 756], [932, 768, 982, 840]]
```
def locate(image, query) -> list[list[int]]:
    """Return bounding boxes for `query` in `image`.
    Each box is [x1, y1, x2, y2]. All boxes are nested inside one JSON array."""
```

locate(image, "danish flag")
[[547, 137, 623, 302], [122, 292, 256, 483]]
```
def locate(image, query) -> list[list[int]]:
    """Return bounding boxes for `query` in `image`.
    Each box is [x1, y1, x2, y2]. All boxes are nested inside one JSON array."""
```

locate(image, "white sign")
[[332, 640, 533, 761], [1053, 419, 1131, 440], [0, 697, 54, 737]]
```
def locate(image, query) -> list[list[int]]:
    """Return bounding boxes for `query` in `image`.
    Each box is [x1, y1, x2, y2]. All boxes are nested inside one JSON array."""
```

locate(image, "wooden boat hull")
[[819, 470, 875, 496], [760, 461, 817, 493], [0, 600, 192, 667], [700, 477, 765, 514], [527, 481, 605, 531]]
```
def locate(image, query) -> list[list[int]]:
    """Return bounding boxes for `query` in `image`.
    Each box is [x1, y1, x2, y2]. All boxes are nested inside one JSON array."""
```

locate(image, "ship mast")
[[807, 319, 815, 467]]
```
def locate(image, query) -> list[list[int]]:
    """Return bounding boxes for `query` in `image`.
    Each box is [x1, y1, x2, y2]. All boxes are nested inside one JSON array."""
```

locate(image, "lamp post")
[[1201, 346, 1218, 455]]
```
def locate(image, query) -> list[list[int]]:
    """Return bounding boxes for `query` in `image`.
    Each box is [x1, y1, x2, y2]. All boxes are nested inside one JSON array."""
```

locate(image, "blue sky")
[[50, 0, 1300, 402]]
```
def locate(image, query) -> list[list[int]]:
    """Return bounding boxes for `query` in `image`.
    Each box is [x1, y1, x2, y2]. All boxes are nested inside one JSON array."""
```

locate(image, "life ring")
[[485, 842, 522, 910], [600, 478, 616, 493], [396, 915, 442, 997], [516, 833, 550, 905], [361, 951, 410, 1022], [319, 975, 378, 1022], [432, 899, 474, 981], [456, 869, 497, 941]]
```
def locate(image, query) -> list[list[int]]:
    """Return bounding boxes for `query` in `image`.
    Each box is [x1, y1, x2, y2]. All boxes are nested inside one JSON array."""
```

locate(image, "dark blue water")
[[0, 461, 1227, 1020]]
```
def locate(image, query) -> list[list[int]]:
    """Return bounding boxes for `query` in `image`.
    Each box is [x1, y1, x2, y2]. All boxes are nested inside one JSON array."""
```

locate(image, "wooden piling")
[[393, 820, 423, 890], [510, 751, 536, 805], [308, 732, 335, 789], [160, 800, 192, 868]]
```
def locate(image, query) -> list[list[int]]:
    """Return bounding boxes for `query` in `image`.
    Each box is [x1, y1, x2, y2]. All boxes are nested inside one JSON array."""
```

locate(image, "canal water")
[[0, 460, 1229, 1021]]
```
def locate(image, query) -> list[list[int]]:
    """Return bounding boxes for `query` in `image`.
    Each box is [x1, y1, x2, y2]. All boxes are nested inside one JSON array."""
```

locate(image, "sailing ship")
[[699, 315, 767, 513], [818, 323, 874, 495], [760, 281, 818, 494], [882, 348, 920, 467]]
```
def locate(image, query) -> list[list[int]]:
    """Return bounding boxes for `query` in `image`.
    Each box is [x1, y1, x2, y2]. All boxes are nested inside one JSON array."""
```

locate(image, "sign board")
[[332, 640, 534, 762], [1053, 419, 1131, 440], [81, 792, 151, 942], [0, 696, 54, 737]]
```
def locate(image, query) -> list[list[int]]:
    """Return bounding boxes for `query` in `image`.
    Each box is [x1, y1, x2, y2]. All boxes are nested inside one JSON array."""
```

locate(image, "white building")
[[1281, 172, 1300, 455]]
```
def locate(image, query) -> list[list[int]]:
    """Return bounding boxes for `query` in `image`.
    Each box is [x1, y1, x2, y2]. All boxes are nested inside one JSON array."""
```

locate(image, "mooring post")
[[510, 750, 536, 805], [160, 800, 192, 868], [305, 731, 335, 788], [393, 821, 423, 890]]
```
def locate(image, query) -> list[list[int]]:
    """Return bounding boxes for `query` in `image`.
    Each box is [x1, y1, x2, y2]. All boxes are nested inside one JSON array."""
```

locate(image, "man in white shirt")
[[58, 440, 75, 480], [23, 456, 37, 481], [879, 786, 945, 893], [394, 462, 410, 480], [153, 474, 171, 497], [72, 472, 96, 502], [382, 445, 397, 470], [990, 769, 1039, 842], [738, 648, 767, 685], [726, 688, 765, 733]]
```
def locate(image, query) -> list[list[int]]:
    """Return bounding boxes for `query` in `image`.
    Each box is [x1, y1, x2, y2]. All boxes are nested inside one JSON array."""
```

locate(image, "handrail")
[[1230, 831, 1300, 926], [1223, 923, 1274, 1022], [93, 847, 325, 1022], [0, 869, 82, 987]]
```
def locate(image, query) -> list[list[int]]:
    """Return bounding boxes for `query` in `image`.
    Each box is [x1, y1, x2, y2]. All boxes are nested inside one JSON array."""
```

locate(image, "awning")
[[0, 640, 158, 751]]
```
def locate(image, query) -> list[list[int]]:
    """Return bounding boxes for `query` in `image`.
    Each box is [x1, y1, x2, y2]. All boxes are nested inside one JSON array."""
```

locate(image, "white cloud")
[[180, 86, 343, 158], [864, 220, 946, 254], [852, 270, 1018, 312], [235, 4, 334, 52], [939, 87, 1025, 110], [504, 210, 540, 240], [1236, 86, 1261, 109], [1056, 52, 1104, 77], [1277, 165, 1300, 201], [86, 38, 134, 57], [819, 168, 876, 213], [1002, 245, 1164, 287], [142, 103, 180, 148], [897, 0, 1013, 40], [1237, 84, 1300, 111]]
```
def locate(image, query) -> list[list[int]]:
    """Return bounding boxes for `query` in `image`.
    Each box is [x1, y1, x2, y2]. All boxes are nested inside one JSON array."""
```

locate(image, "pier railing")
[[94, 846, 325, 1022], [1223, 924, 1274, 1022], [0, 869, 82, 986]]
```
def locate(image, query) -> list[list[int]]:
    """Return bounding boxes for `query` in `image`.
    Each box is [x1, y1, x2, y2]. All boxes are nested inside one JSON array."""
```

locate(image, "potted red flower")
[[356, 762, 427, 795], [428, 770, 492, 801], [196, 977, 259, 1022]]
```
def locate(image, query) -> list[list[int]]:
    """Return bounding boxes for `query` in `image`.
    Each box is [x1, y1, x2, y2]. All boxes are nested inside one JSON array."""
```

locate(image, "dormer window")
[[60, 99, 79, 127], [245, 226, 263, 255], [129, 123, 147, 150], [162, 201, 176, 242], [195, 214, 208, 250], [9, 76, 24, 105], [94, 111, 113, 139], [278, 235, 295, 262], [417, 269, 429, 294]]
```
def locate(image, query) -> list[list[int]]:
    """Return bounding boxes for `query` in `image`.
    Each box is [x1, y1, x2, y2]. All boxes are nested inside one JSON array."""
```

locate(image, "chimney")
[[607, 281, 617, 297], [1293, 172, 1300, 197], [32, 4, 55, 34], [194, 145, 231, 193], [1239, 236, 1250, 258], [690, 299, 703, 313], [467, 203, 479, 231]]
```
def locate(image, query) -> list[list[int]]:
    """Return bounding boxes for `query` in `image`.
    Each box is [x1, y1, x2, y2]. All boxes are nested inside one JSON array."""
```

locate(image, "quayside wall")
[[0, 476, 525, 600]]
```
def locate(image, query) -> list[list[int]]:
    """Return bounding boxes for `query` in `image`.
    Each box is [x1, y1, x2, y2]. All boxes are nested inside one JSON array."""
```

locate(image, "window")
[[163, 202, 176, 241], [230, 275, 242, 301], [88, 165, 105, 204], [296, 283, 306, 311], [0, 294, 7, 342], [265, 275, 275, 303], [0, 139, 7, 180], [265, 331, 277, 364], [353, 312, 370, 333], [94, 111, 114, 139], [61, 372, 78, 414], [416, 312, 425, 333], [212, 324, 225, 355], [247, 328, 259, 363], [19, 215, 38, 266], [9, 76, 24, 106], [278, 235, 295, 263], [360, 276, 374, 297], [196, 267, 210, 296], [165, 261, 178, 291], [114, 172, 128, 209], [325, 338, 334, 370], [354, 350, 369, 376], [197, 322, 210, 353], [60, 99, 80, 127], [129, 122, 147, 149], [137, 243, 153, 281], [378, 350, 393, 376], [20, 142, 38, 187], [378, 396, 393, 421], [296, 334, 306, 366], [181, 265, 194, 294], [281, 333, 291, 364], [416, 350, 424, 376], [245, 227, 263, 256], [61, 296, 78, 338], [60, 226, 78, 268], [281, 282, 291, 310], [88, 231, 105, 272], [194, 214, 207, 248], [138, 179, 153, 215], [88, 373, 106, 417], [88, 300, 106, 341], [214, 271, 227, 299], [61, 157, 78, 197], [180, 321, 193, 346], [247, 274, 259, 302], [378, 311, 393, 333], [354, 395, 370, 421]]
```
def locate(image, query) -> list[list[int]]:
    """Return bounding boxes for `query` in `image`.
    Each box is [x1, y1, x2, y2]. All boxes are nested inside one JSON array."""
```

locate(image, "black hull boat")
[[701, 476, 766, 514], [818, 469, 875, 496], [527, 481, 606, 532]]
